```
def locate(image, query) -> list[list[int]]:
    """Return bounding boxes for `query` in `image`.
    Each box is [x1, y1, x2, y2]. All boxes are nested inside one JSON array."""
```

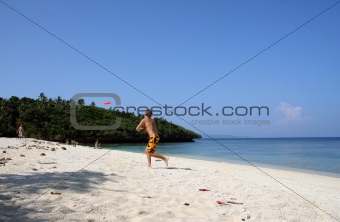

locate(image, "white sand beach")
[[0, 137, 339, 222]]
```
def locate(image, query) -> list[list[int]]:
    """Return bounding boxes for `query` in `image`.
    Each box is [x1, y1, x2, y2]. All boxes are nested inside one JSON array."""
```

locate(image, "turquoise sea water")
[[103, 138, 340, 177]]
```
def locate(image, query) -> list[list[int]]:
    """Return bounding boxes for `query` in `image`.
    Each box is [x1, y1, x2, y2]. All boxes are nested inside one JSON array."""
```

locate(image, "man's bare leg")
[[145, 152, 152, 168], [149, 153, 169, 167]]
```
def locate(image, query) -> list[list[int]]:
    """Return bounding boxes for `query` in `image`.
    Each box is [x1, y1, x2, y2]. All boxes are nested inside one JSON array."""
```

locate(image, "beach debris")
[[20, 154, 25, 157], [241, 215, 251, 221], [143, 196, 152, 198], [184, 203, 190, 206], [138, 211, 148, 215], [2, 150, 6, 153], [61, 147, 67, 150], [32, 168, 38, 171], [216, 201, 229, 205], [38, 158, 57, 164], [6, 157, 12, 160], [0, 157, 8, 165], [51, 148, 56, 151], [199, 188, 210, 191], [40, 153, 46, 156], [226, 200, 243, 205], [51, 191, 62, 195]]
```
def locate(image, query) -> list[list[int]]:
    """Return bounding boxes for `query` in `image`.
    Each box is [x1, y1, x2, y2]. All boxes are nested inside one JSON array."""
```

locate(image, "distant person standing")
[[17, 125, 24, 139], [136, 110, 168, 168]]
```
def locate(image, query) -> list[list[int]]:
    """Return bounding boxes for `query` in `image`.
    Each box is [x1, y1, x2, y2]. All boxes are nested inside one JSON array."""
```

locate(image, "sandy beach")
[[0, 137, 339, 222]]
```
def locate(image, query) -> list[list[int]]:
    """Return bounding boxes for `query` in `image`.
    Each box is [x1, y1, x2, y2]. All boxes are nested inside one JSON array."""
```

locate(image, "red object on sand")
[[216, 201, 227, 205], [104, 101, 111, 105], [199, 189, 210, 191]]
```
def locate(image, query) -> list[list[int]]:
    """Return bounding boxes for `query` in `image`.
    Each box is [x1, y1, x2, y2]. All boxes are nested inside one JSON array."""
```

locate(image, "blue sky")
[[1, 0, 339, 138]]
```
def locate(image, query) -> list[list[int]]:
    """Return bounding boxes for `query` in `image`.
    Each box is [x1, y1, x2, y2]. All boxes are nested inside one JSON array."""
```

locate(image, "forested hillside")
[[0, 94, 201, 143]]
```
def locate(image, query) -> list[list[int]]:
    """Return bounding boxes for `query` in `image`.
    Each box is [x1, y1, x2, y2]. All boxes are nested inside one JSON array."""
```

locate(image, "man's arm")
[[136, 119, 145, 131]]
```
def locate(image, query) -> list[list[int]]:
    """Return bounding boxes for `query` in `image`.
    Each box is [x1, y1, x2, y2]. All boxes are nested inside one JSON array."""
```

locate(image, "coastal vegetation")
[[0, 93, 201, 143]]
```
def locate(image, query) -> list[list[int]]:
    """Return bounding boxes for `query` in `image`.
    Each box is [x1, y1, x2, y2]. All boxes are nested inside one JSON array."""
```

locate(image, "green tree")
[[0, 94, 201, 142]]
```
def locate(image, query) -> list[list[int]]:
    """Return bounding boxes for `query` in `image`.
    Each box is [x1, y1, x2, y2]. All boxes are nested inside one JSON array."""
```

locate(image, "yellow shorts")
[[145, 135, 160, 153]]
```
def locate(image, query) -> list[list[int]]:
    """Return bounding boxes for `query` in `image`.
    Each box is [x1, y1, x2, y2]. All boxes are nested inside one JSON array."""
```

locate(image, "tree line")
[[0, 93, 201, 143]]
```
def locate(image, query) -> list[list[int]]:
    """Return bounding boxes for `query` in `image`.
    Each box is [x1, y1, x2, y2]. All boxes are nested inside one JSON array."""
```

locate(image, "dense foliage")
[[0, 94, 201, 143]]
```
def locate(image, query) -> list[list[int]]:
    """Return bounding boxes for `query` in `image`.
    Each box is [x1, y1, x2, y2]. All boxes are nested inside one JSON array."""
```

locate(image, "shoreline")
[[1, 137, 340, 221], [102, 145, 340, 179], [166, 154, 340, 179], [160, 154, 340, 179]]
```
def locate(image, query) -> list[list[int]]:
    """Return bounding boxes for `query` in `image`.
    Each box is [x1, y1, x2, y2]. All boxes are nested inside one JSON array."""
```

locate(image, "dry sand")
[[0, 137, 339, 222]]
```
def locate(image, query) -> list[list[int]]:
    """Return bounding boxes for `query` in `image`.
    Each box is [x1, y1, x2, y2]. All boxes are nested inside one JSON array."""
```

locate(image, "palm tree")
[[77, 99, 85, 110], [38, 92, 48, 110]]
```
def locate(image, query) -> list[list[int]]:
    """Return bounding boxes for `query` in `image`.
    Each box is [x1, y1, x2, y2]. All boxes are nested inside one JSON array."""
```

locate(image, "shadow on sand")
[[0, 170, 118, 222]]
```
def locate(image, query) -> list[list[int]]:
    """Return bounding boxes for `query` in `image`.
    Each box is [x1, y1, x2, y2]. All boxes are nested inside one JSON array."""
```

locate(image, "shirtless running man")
[[136, 110, 168, 168]]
